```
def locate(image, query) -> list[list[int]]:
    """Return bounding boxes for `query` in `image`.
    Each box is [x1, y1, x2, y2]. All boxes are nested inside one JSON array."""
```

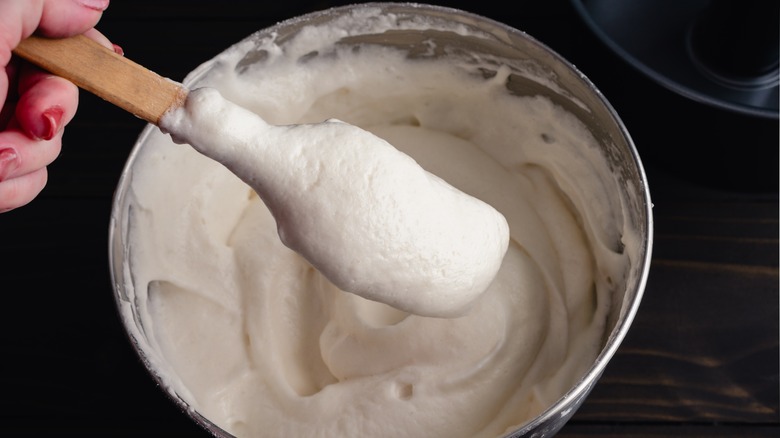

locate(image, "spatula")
[[12, 34, 187, 125]]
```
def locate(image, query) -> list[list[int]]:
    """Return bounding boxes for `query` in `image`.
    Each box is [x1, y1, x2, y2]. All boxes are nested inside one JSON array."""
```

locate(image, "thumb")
[[37, 0, 110, 38]]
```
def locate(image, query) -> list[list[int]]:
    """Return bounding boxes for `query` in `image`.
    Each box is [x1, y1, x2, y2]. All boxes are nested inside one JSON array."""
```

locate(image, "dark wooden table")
[[1, 1, 777, 436]]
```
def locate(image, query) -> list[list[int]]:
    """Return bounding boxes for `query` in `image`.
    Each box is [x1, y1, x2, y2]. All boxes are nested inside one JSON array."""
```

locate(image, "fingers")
[[37, 0, 110, 38], [0, 0, 112, 212], [0, 125, 62, 178], [0, 63, 13, 128], [0, 69, 73, 212], [15, 66, 79, 140], [0, 129, 59, 212], [1, 67, 75, 212], [83, 27, 116, 51], [0, 167, 48, 213], [13, 0, 116, 139], [1, 1, 110, 63]]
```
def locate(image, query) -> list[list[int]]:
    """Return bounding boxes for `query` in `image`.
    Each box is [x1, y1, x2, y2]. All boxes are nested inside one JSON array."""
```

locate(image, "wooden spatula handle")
[[12, 34, 187, 125]]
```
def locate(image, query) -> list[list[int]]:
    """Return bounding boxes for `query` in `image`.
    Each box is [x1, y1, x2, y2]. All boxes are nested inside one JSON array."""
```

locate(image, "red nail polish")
[[112, 44, 124, 56], [0, 148, 20, 182], [41, 107, 64, 141]]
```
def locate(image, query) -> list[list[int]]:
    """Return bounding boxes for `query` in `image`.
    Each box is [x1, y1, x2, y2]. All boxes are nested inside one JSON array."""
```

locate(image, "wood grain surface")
[[0, 0, 776, 437]]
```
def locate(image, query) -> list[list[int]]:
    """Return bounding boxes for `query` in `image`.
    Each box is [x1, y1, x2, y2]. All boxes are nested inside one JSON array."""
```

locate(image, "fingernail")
[[112, 44, 124, 56], [74, 0, 110, 11], [37, 107, 64, 141], [0, 148, 20, 182]]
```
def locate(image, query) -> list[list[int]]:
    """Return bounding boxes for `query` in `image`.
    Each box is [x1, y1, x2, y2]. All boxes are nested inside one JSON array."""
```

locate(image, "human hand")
[[1, 0, 115, 212]]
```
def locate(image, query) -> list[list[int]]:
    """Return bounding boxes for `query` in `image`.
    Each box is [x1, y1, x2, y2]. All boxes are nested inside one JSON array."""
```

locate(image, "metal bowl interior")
[[109, 3, 653, 437]]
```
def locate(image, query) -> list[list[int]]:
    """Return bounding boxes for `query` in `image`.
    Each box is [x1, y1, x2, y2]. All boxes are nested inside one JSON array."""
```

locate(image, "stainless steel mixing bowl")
[[109, 3, 653, 437]]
